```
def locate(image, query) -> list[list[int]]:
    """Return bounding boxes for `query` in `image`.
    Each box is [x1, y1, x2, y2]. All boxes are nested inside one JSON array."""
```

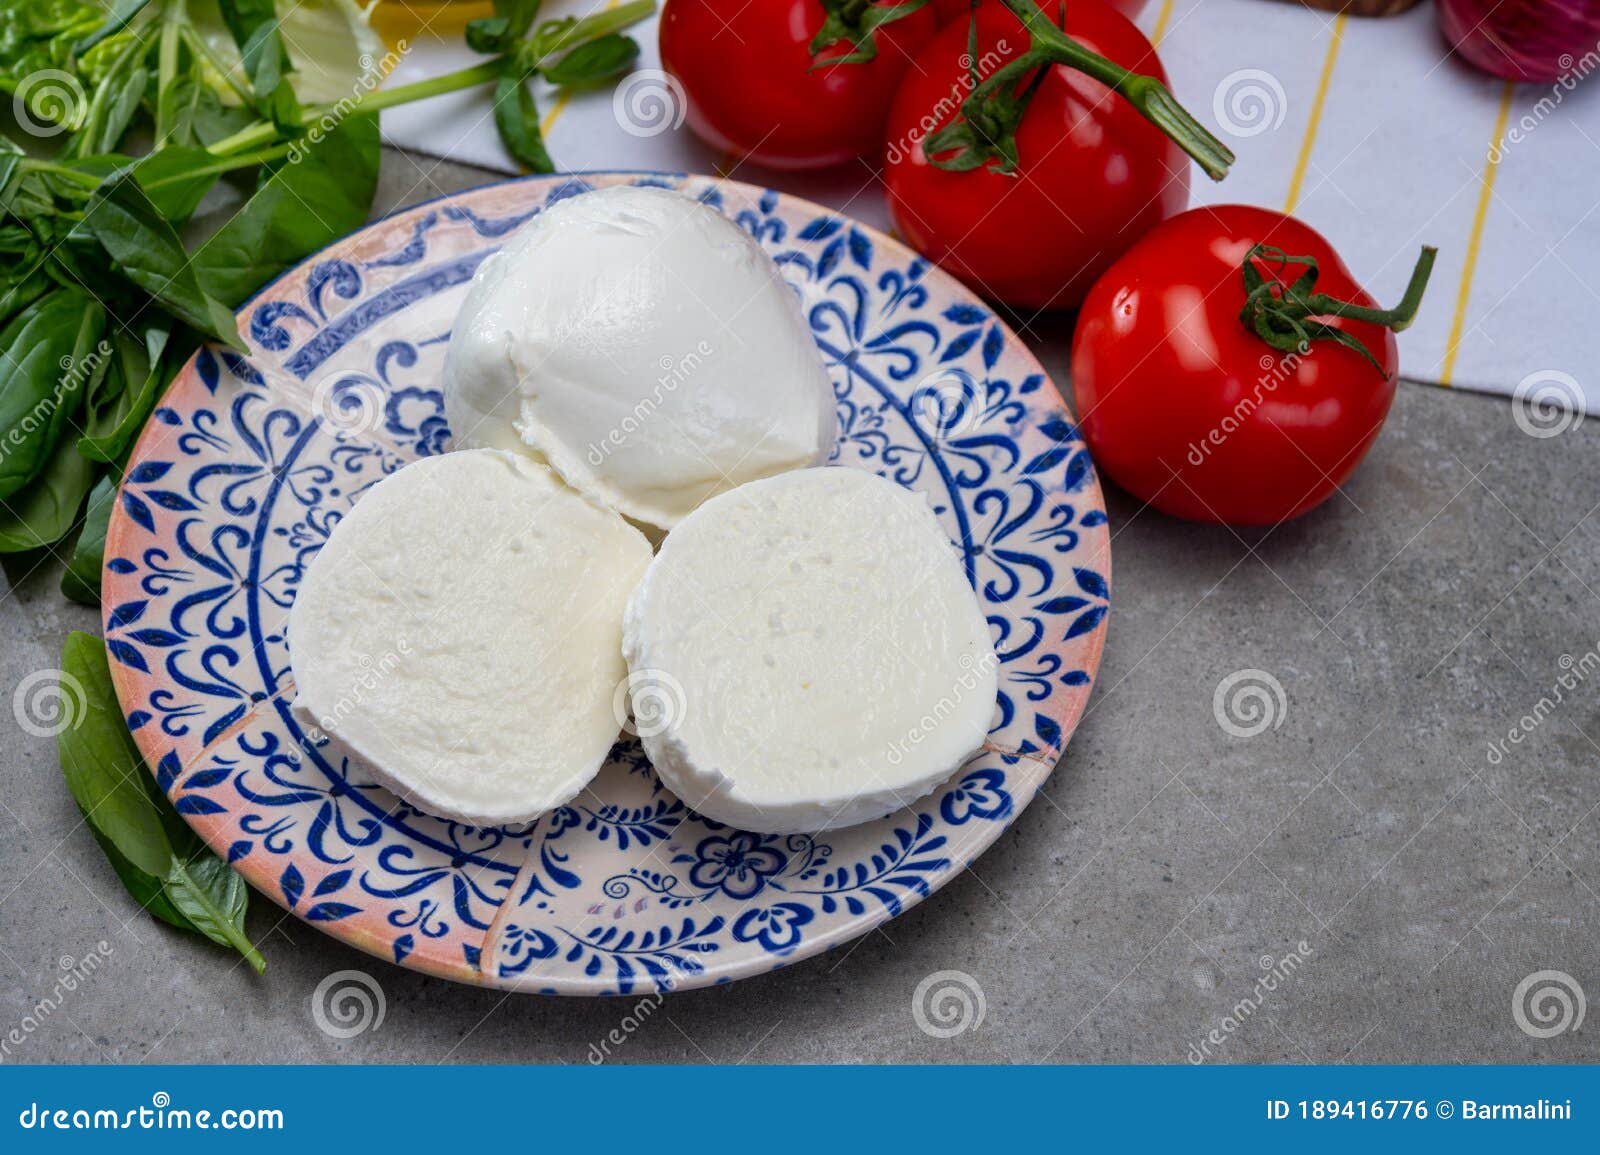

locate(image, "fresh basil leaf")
[[61, 473, 116, 605], [82, 172, 244, 349], [0, 291, 106, 500], [216, 0, 300, 126], [74, 0, 156, 57], [82, 811, 198, 932], [0, 269, 52, 331], [166, 855, 266, 974], [193, 113, 380, 305], [56, 631, 176, 879], [132, 146, 221, 221], [466, 17, 510, 54], [493, 60, 553, 174], [162, 73, 255, 148], [0, 158, 57, 222], [92, 65, 150, 154], [0, 438, 96, 553], [540, 34, 639, 89], [79, 325, 175, 463], [468, 0, 543, 53]]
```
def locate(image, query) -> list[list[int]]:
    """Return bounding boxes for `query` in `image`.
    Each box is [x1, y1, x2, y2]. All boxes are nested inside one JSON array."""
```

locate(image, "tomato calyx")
[[922, 0, 1234, 179], [809, 0, 931, 66], [1239, 243, 1438, 376]]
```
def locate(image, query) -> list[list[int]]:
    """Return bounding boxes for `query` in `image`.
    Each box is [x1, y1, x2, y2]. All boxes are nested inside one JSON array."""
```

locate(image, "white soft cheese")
[[288, 449, 652, 826], [622, 467, 998, 833], [443, 184, 837, 533]]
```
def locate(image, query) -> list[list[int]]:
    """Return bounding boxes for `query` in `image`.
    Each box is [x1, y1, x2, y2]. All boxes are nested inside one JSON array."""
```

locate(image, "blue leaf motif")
[[121, 492, 154, 533], [982, 325, 1003, 370], [798, 217, 840, 241], [848, 227, 872, 270], [126, 461, 170, 484], [108, 600, 147, 629], [175, 795, 224, 816], [1023, 445, 1071, 475], [1074, 567, 1109, 599], [145, 490, 197, 512], [939, 329, 980, 363], [305, 902, 362, 922], [314, 869, 353, 897], [1063, 604, 1106, 640], [281, 864, 305, 909], [106, 640, 147, 673]]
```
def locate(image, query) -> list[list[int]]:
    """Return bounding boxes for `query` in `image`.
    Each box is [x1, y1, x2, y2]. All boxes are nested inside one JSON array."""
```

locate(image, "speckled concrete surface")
[[0, 152, 1595, 1065]]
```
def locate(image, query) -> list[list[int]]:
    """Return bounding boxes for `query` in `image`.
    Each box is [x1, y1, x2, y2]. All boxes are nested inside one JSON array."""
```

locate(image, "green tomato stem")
[[1238, 243, 1438, 375], [1000, 0, 1233, 180]]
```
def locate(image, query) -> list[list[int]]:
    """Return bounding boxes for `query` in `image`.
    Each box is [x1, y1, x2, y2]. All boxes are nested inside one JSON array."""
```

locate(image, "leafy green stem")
[[207, 59, 504, 157]]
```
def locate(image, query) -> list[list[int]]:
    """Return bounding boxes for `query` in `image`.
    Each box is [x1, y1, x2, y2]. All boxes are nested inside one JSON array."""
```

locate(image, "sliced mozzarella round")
[[443, 184, 837, 533], [623, 467, 998, 833], [288, 449, 651, 826]]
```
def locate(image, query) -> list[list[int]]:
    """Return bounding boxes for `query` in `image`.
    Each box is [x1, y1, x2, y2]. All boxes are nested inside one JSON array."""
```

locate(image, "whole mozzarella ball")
[[443, 184, 838, 531]]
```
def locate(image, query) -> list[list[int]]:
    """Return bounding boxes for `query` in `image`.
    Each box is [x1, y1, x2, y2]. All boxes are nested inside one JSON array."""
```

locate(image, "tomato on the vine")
[[928, 0, 1149, 27], [884, 0, 1227, 309], [659, 0, 940, 169], [1071, 205, 1437, 525]]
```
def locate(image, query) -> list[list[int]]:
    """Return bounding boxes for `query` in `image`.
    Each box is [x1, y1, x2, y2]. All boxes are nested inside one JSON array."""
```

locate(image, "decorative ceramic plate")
[[102, 172, 1111, 995]]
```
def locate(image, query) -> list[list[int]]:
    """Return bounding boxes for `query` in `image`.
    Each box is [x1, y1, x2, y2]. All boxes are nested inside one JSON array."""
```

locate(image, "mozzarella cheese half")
[[622, 467, 998, 833], [288, 449, 651, 826], [443, 184, 838, 533]]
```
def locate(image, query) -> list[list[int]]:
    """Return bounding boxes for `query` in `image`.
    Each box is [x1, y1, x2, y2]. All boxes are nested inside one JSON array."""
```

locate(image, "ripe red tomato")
[[1071, 206, 1412, 525], [884, 1, 1189, 309], [659, 0, 940, 169]]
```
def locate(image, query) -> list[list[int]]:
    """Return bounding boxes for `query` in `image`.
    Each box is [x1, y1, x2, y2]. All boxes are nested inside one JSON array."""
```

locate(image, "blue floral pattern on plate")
[[101, 173, 1110, 994]]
